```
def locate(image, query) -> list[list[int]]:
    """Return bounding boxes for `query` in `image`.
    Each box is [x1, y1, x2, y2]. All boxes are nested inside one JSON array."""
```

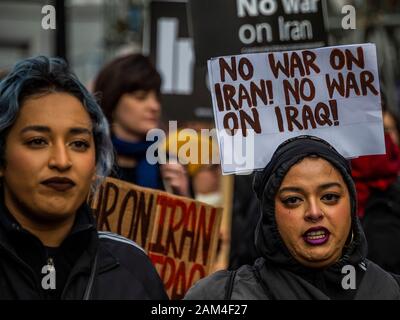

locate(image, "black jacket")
[[229, 174, 259, 269], [185, 257, 400, 300], [0, 202, 168, 300]]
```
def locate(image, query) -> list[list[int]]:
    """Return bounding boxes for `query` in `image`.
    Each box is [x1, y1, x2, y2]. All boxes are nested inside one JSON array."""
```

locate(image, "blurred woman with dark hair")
[[93, 54, 190, 196]]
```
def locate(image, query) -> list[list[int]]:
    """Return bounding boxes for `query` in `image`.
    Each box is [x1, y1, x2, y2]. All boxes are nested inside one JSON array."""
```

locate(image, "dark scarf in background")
[[111, 136, 162, 190], [351, 133, 400, 218]]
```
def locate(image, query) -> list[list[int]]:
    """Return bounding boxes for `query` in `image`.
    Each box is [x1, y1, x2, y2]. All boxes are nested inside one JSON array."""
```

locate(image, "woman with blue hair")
[[0, 56, 167, 299]]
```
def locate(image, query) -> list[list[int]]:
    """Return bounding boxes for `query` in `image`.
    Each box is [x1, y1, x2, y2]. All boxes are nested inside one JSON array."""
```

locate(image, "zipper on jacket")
[[42, 256, 57, 299], [47, 257, 55, 272]]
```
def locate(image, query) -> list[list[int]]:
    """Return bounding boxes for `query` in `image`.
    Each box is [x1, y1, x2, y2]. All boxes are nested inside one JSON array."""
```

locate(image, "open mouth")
[[303, 227, 330, 245]]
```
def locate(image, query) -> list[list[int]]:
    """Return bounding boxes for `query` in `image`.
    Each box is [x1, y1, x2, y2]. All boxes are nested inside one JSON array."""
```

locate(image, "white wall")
[[0, 1, 54, 70]]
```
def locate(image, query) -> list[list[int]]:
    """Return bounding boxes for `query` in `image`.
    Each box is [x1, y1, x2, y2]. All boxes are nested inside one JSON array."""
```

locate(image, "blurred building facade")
[[0, 0, 399, 109]]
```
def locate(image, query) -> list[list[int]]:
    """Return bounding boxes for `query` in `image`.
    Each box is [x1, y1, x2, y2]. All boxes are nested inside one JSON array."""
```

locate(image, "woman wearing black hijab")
[[185, 136, 400, 300]]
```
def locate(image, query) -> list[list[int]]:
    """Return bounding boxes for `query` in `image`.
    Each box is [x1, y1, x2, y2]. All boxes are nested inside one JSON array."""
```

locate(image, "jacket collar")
[[0, 196, 118, 273], [0, 198, 95, 246]]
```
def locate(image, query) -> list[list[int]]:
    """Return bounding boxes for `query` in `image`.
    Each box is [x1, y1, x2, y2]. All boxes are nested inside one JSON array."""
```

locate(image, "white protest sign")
[[207, 43, 384, 174]]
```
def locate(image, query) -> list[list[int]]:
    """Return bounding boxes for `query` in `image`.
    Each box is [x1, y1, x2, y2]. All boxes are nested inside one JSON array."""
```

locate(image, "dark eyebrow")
[[20, 125, 50, 134], [20, 126, 92, 135], [69, 127, 92, 136], [318, 182, 343, 191], [278, 183, 343, 195], [278, 187, 304, 194]]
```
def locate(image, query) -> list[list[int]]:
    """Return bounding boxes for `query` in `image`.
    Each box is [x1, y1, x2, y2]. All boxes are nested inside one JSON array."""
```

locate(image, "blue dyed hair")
[[0, 56, 114, 191]]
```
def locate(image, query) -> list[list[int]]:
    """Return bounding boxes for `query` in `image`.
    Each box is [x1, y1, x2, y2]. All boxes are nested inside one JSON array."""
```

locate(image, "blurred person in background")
[[229, 173, 259, 270], [161, 129, 230, 271], [351, 133, 400, 218], [163, 127, 260, 271], [351, 97, 400, 274], [93, 54, 190, 196], [161, 128, 221, 204], [383, 108, 400, 147]]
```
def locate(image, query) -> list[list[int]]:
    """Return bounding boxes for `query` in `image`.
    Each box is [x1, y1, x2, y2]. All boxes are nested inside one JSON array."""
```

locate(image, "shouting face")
[[275, 157, 352, 268]]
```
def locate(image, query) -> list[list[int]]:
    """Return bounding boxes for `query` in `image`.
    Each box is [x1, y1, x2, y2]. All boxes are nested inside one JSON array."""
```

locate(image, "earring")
[[345, 230, 354, 246]]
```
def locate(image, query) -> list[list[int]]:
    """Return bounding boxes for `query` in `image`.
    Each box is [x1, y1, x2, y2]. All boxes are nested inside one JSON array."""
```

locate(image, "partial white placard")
[[208, 43, 384, 174]]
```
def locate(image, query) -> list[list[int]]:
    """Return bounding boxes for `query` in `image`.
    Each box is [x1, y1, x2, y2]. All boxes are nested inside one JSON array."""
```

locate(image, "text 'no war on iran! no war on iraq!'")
[[212, 45, 379, 136]]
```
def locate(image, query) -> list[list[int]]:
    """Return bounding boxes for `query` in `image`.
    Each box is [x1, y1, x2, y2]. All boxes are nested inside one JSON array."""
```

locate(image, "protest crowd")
[[0, 0, 400, 302]]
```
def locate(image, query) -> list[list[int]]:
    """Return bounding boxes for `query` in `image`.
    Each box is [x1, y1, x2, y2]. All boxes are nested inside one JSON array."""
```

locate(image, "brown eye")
[[321, 193, 340, 203], [71, 140, 90, 151], [282, 196, 302, 206], [26, 138, 47, 148]]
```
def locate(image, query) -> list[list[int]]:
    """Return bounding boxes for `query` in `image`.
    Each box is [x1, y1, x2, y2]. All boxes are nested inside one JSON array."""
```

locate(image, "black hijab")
[[252, 136, 368, 298]]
